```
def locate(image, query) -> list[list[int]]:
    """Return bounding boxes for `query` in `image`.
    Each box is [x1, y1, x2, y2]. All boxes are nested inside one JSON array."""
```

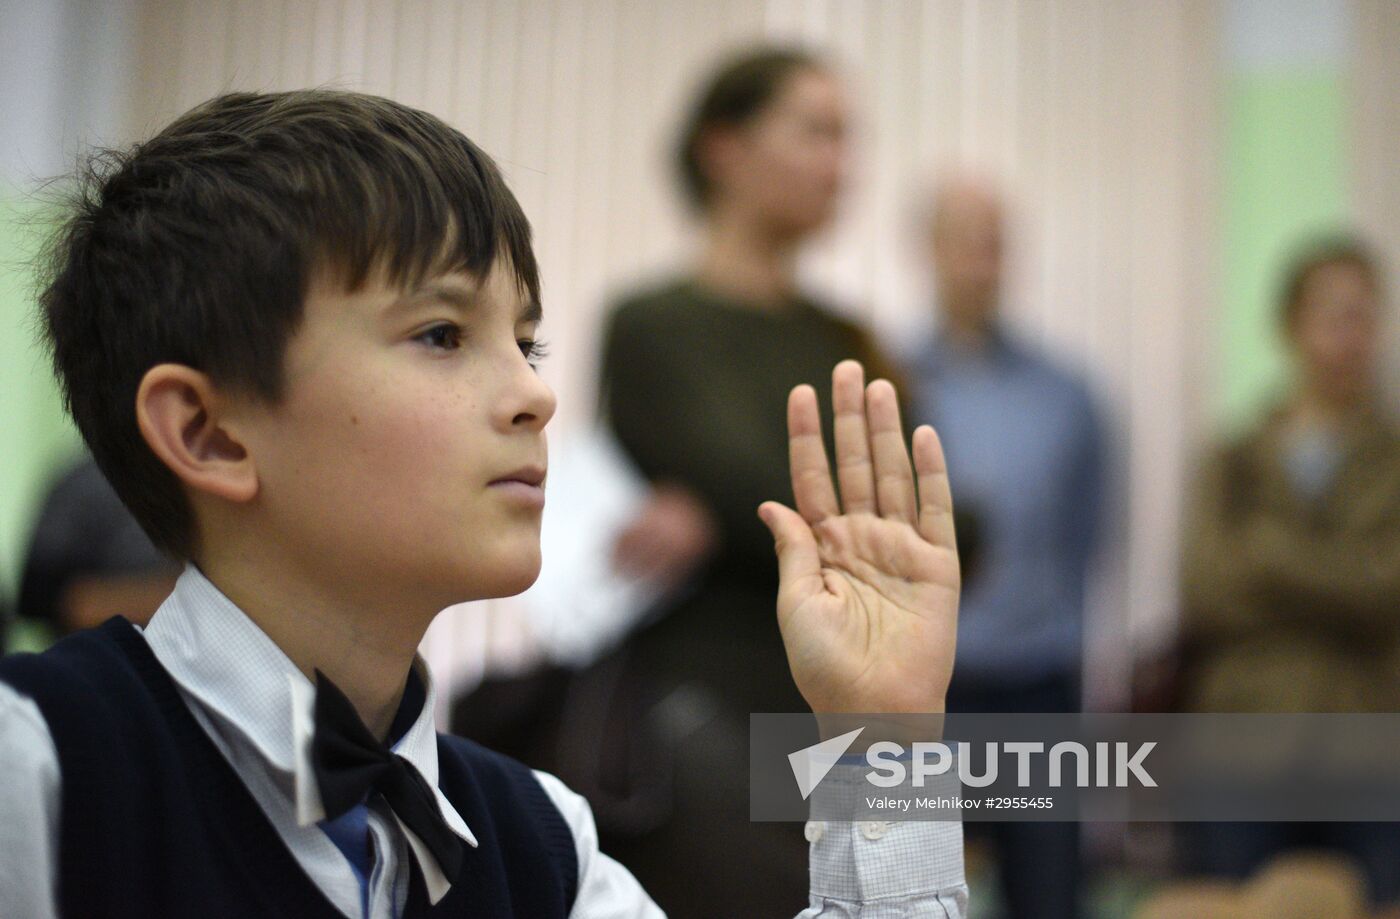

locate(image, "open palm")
[[758, 360, 960, 715]]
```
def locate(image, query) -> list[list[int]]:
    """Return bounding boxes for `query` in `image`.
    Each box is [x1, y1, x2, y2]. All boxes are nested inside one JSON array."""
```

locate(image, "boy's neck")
[[196, 550, 431, 741]]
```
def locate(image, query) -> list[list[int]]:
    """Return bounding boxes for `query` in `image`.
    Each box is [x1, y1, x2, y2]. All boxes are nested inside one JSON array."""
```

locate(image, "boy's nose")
[[506, 364, 557, 432]]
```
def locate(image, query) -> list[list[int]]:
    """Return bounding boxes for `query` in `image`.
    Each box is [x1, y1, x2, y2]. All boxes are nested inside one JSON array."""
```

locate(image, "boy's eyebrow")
[[385, 278, 480, 316], [384, 278, 543, 324]]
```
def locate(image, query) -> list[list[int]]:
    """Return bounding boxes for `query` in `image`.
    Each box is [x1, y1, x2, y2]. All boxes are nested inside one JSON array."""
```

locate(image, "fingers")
[[866, 379, 917, 524], [832, 360, 876, 515], [790, 361, 941, 535], [758, 501, 824, 618], [913, 425, 957, 550], [787, 384, 840, 524]]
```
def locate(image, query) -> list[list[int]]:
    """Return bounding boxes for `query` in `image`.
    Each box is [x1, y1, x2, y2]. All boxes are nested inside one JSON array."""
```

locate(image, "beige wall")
[[1353, 0, 1400, 407], [128, 0, 1221, 704]]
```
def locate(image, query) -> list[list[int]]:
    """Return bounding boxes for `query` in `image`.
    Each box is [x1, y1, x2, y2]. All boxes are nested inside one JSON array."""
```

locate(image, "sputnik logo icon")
[[788, 727, 866, 800]]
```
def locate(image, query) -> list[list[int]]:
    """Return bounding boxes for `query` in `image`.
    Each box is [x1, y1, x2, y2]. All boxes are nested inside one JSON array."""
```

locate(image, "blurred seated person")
[[1178, 235, 1400, 906], [18, 455, 178, 640], [527, 426, 717, 670], [1137, 851, 1370, 919]]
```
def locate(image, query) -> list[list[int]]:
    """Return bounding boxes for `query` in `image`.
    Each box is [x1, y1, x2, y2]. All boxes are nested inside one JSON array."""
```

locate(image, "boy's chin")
[[481, 563, 542, 600], [450, 548, 542, 602]]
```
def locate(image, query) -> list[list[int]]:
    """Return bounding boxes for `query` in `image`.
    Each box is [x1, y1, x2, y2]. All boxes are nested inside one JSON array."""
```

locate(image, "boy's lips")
[[489, 465, 546, 488], [487, 465, 547, 509]]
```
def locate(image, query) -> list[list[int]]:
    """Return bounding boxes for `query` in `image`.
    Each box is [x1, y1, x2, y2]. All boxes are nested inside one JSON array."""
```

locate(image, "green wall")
[[1, 188, 81, 603], [1220, 70, 1348, 429]]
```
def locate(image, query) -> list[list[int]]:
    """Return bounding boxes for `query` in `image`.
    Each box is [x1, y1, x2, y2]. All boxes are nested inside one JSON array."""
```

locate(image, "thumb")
[[758, 501, 823, 609]]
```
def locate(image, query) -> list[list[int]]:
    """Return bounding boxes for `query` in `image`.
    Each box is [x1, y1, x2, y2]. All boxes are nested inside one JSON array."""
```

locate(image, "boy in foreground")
[[0, 90, 966, 917]]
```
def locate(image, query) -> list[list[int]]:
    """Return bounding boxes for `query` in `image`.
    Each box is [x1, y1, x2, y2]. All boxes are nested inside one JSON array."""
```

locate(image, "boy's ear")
[[135, 364, 258, 503]]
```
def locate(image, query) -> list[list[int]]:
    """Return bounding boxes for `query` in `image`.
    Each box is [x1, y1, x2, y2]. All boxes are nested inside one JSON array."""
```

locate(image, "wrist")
[[815, 712, 946, 750]]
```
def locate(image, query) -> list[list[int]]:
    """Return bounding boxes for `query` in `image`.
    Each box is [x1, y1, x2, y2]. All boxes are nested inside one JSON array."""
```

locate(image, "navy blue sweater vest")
[[0, 618, 578, 918]]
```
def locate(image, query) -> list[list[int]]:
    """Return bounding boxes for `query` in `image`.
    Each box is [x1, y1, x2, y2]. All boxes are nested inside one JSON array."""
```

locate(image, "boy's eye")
[[519, 338, 549, 369], [415, 323, 462, 351]]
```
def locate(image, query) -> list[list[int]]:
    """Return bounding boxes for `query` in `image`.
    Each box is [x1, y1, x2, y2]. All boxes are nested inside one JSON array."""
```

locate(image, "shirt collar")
[[919, 321, 1017, 375], [142, 564, 478, 896]]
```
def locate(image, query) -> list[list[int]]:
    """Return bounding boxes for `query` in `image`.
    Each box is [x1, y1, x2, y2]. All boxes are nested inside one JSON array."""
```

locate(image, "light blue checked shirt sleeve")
[[534, 764, 967, 919], [797, 764, 967, 919]]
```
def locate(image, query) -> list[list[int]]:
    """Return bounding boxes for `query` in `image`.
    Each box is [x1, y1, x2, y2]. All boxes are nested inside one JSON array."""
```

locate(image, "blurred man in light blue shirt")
[[909, 175, 1105, 919]]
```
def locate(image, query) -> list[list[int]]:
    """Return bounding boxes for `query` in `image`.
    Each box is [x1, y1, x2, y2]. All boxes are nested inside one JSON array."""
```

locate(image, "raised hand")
[[758, 360, 959, 715]]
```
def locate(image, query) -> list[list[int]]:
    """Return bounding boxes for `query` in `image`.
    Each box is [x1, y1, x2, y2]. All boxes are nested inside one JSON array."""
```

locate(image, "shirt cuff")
[[804, 766, 968, 915]]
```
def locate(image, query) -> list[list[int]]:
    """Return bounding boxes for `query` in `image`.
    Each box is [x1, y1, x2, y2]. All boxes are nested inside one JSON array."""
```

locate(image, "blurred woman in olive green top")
[[597, 46, 903, 916]]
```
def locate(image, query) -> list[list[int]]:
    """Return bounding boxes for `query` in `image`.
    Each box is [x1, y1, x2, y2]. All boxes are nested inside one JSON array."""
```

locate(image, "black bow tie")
[[311, 670, 463, 881]]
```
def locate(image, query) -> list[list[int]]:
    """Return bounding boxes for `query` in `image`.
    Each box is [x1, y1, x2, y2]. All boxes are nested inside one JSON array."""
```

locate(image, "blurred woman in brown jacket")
[[1179, 235, 1400, 906], [1181, 237, 1400, 713]]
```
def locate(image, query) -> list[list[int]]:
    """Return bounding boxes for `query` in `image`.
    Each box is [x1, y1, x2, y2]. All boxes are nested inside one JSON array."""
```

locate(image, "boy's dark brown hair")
[[39, 89, 539, 558]]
